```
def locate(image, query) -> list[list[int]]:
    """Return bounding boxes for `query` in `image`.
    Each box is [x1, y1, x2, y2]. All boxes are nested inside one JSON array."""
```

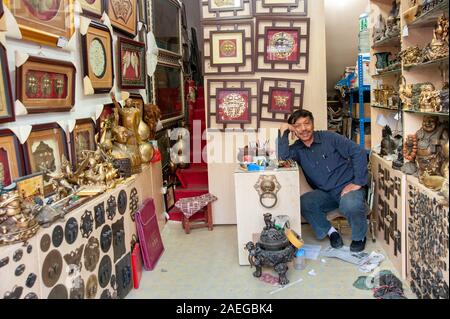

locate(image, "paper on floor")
[[301, 244, 322, 260], [321, 246, 385, 273]]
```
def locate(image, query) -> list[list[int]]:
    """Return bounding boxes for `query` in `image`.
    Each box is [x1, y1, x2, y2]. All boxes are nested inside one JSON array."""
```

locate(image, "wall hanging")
[[200, 0, 253, 21], [118, 37, 146, 90], [0, 43, 14, 123], [79, 0, 103, 18], [106, 0, 137, 37], [0, 129, 24, 186], [70, 119, 96, 170], [253, 0, 308, 16]]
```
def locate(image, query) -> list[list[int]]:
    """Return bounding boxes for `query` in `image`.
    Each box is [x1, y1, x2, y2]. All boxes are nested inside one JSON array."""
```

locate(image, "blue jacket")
[[277, 130, 368, 198]]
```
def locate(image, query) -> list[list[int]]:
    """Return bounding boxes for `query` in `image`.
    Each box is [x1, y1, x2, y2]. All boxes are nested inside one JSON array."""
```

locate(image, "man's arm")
[[328, 132, 368, 187], [276, 124, 298, 161]]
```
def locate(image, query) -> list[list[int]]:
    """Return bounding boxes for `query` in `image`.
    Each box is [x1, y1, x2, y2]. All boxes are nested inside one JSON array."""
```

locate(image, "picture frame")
[[70, 119, 96, 170], [259, 77, 305, 122], [79, 0, 104, 18], [253, 0, 308, 16], [203, 20, 254, 75], [255, 17, 310, 73], [152, 0, 181, 56], [14, 172, 44, 203], [16, 55, 76, 113], [200, 0, 252, 21], [164, 183, 175, 211], [207, 79, 260, 131], [81, 21, 114, 94], [138, 0, 147, 24], [22, 123, 68, 196], [0, 129, 24, 187], [6, 0, 75, 47], [0, 43, 15, 123], [118, 37, 146, 90], [106, 0, 138, 37]]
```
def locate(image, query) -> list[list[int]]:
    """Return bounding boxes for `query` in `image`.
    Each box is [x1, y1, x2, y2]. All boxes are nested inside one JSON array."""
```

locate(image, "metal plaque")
[[42, 249, 63, 288]]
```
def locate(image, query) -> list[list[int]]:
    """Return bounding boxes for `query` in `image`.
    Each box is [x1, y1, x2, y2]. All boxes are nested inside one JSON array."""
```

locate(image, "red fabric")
[[174, 193, 217, 218], [131, 243, 143, 289]]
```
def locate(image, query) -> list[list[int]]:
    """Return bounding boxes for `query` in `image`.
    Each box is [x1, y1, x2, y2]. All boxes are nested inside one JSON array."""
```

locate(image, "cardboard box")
[[352, 103, 371, 118]]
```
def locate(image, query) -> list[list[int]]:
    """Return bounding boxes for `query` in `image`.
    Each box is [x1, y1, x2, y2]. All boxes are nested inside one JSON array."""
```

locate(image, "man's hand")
[[280, 123, 293, 135], [341, 183, 362, 197]]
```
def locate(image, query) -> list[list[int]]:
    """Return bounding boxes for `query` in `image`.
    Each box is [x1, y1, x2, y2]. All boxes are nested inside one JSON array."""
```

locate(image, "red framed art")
[[0, 43, 14, 123], [200, 0, 252, 21], [259, 77, 305, 123], [253, 0, 308, 16], [118, 37, 146, 90], [207, 79, 260, 131], [0, 129, 25, 186], [255, 17, 310, 73], [203, 19, 254, 75]]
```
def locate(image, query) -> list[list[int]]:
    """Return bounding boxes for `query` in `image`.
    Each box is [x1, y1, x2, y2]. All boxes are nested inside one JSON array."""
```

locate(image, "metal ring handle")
[[259, 192, 277, 209]]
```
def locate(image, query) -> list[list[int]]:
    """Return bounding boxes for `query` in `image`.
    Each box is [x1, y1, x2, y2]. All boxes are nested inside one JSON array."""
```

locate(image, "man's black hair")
[[287, 109, 314, 125]]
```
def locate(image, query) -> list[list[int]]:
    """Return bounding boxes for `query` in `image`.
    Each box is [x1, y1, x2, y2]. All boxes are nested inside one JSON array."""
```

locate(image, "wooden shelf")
[[403, 56, 449, 71], [408, 0, 449, 29], [372, 68, 402, 77], [371, 104, 401, 111], [403, 109, 449, 116], [372, 33, 401, 48]]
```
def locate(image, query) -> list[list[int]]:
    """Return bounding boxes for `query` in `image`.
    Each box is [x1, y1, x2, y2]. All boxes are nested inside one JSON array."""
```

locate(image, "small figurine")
[[380, 125, 397, 157]]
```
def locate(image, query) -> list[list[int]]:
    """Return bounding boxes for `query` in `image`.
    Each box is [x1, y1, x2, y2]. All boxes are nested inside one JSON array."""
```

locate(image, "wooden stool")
[[181, 203, 213, 234]]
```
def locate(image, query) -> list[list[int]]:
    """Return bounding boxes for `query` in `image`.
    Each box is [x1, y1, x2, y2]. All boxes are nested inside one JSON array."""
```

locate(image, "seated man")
[[277, 110, 368, 252]]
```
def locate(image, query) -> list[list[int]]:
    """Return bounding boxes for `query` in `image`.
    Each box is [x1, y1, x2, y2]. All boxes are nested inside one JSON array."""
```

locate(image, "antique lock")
[[26, 273, 37, 288], [13, 249, 23, 262], [107, 195, 117, 220], [98, 255, 112, 288], [94, 203, 106, 229], [129, 188, 139, 221], [26, 244, 32, 254], [65, 217, 78, 245], [40, 234, 51, 252], [48, 284, 68, 299], [80, 210, 94, 238], [52, 225, 64, 248], [101, 225, 113, 253], [15, 264, 26, 276], [112, 218, 126, 262], [24, 292, 38, 299], [84, 237, 100, 272], [3, 286, 23, 299], [63, 244, 84, 269], [117, 190, 128, 215], [121, 267, 132, 289], [253, 175, 281, 209], [0, 256, 9, 268], [42, 250, 63, 288], [86, 275, 98, 299]]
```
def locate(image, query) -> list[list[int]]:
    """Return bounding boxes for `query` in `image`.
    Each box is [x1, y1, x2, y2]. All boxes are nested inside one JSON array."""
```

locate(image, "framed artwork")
[[81, 21, 114, 94], [6, 0, 75, 47], [15, 55, 76, 113], [79, 0, 103, 18], [203, 19, 254, 75], [0, 130, 24, 187], [153, 61, 184, 123], [106, 0, 137, 37], [200, 0, 252, 21], [255, 17, 310, 73], [0, 43, 15, 123], [207, 79, 259, 131], [15, 172, 44, 203], [164, 183, 175, 211], [152, 0, 181, 55], [118, 37, 146, 90], [22, 124, 68, 196], [254, 0, 308, 16], [259, 77, 305, 122], [138, 0, 147, 24], [70, 119, 96, 170]]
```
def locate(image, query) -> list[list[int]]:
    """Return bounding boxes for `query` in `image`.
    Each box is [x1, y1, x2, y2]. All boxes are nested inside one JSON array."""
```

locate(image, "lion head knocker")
[[254, 175, 281, 209]]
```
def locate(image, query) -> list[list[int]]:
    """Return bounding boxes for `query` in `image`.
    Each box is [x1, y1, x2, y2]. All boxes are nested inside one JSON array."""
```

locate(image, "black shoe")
[[350, 237, 367, 252], [329, 232, 343, 249]]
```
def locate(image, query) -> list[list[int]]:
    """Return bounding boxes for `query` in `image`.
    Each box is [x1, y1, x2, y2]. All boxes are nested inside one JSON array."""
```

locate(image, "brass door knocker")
[[254, 175, 281, 209]]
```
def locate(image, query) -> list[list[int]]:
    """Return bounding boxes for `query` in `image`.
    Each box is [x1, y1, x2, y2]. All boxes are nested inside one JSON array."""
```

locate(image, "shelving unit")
[[369, 0, 449, 298]]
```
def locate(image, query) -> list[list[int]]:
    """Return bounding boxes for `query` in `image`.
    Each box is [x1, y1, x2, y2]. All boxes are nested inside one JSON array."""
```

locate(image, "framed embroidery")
[[118, 37, 146, 89], [79, 0, 103, 18], [0, 129, 24, 186], [254, 0, 308, 16], [81, 21, 114, 94], [106, 0, 138, 37], [203, 19, 254, 75], [200, 0, 252, 21], [6, 0, 75, 47], [255, 17, 310, 73], [70, 119, 96, 170], [15, 55, 76, 113], [259, 77, 304, 122], [0, 43, 14, 123], [207, 79, 259, 131], [22, 123, 68, 196]]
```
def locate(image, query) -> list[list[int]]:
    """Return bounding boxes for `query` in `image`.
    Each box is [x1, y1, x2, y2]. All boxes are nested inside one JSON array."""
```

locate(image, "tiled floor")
[[127, 222, 415, 299]]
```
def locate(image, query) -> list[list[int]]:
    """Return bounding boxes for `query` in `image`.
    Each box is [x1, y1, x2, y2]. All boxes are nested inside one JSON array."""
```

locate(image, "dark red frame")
[[0, 43, 15, 123], [215, 88, 252, 124], [15, 55, 76, 113], [263, 26, 301, 64], [117, 37, 146, 90], [105, 0, 138, 38], [0, 129, 26, 184], [81, 20, 114, 94], [69, 118, 97, 170], [268, 87, 295, 114]]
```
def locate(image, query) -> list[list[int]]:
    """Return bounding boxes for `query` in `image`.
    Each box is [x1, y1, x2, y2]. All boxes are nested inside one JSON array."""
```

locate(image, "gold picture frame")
[[15, 172, 44, 203], [106, 0, 138, 37], [6, 0, 75, 47], [70, 119, 96, 170]]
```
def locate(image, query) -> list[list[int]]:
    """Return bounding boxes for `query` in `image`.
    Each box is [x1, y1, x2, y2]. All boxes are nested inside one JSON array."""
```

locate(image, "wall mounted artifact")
[[118, 37, 146, 90], [70, 119, 96, 170], [253, 0, 308, 16], [42, 249, 63, 288], [0, 44, 15, 123], [200, 0, 252, 21], [6, 0, 75, 47], [0, 130, 24, 186], [81, 21, 114, 94], [254, 175, 281, 209], [16, 56, 76, 113], [79, 0, 104, 18], [106, 0, 137, 37]]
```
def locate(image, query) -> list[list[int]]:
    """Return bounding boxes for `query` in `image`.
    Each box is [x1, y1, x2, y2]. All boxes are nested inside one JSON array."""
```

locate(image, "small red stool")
[[175, 193, 217, 234]]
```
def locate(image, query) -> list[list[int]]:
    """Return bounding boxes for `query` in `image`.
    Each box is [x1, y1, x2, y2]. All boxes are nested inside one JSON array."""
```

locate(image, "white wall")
[[325, 0, 369, 96]]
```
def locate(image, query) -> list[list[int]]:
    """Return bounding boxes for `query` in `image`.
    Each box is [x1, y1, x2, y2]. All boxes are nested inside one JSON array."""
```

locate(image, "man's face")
[[422, 116, 438, 132], [292, 116, 314, 143]]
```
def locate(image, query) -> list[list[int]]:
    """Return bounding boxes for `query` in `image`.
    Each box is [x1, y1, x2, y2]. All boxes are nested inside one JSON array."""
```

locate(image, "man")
[[277, 110, 368, 252]]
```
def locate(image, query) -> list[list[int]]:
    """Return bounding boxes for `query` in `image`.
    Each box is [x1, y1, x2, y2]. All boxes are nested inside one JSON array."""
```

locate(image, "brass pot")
[[139, 143, 154, 162]]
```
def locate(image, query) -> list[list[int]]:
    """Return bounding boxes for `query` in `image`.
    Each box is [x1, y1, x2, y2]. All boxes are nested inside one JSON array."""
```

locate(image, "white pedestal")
[[234, 167, 302, 265]]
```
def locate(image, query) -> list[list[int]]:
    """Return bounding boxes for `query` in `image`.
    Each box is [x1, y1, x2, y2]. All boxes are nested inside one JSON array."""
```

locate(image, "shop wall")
[[205, 0, 327, 224], [325, 0, 369, 96]]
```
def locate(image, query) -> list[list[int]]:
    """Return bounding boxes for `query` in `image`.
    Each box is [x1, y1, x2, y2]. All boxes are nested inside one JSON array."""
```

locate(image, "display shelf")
[[407, 0, 449, 29], [372, 67, 402, 78], [403, 109, 449, 116], [371, 33, 401, 48], [371, 104, 400, 111], [403, 56, 449, 71]]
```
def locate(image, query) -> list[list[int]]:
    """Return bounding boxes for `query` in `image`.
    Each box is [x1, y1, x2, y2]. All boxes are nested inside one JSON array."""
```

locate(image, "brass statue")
[[143, 104, 161, 140], [400, 46, 423, 66], [419, 84, 441, 113]]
